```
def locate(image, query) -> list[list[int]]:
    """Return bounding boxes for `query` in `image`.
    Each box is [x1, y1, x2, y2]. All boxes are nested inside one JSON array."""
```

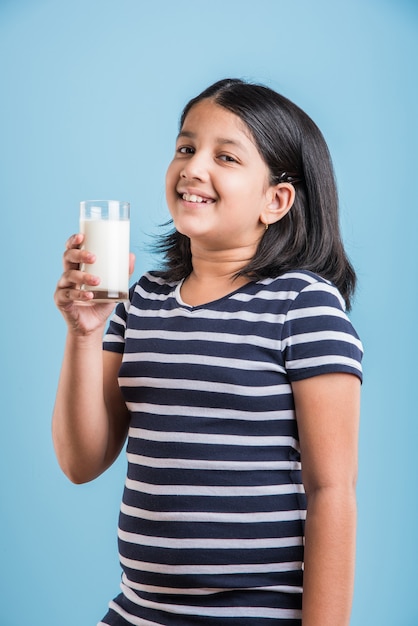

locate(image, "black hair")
[[156, 78, 356, 309]]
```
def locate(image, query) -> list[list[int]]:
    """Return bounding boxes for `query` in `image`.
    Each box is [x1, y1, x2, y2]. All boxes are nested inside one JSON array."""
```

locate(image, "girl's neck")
[[190, 240, 257, 275], [180, 245, 255, 307]]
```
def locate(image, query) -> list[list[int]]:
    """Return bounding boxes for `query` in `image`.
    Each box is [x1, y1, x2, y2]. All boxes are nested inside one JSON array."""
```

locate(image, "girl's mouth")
[[181, 192, 214, 204]]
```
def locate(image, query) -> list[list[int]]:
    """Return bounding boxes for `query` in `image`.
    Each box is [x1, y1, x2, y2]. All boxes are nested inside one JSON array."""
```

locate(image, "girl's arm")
[[52, 335, 129, 484], [52, 233, 132, 483], [292, 372, 361, 626]]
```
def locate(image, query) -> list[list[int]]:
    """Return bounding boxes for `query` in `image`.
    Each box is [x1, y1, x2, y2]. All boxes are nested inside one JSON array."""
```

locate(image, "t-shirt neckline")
[[173, 277, 260, 311]]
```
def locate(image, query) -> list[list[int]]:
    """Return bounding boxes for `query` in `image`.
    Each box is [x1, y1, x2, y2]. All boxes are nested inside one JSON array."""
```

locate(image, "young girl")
[[53, 78, 363, 626]]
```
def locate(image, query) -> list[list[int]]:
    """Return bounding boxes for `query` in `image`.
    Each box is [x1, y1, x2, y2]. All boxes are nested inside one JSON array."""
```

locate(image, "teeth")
[[182, 193, 209, 203]]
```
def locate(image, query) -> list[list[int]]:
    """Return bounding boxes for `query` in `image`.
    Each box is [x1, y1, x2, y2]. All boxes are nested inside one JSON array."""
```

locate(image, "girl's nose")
[[180, 152, 209, 181]]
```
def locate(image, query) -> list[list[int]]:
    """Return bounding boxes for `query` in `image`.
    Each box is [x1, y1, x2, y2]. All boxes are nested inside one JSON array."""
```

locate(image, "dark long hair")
[[156, 78, 356, 309]]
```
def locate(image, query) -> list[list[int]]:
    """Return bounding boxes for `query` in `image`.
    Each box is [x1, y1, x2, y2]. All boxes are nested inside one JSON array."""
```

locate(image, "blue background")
[[1, 1, 417, 624]]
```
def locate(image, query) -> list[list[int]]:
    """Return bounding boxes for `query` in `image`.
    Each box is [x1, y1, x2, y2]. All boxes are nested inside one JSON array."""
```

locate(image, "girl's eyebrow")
[[177, 130, 195, 140], [177, 130, 249, 152]]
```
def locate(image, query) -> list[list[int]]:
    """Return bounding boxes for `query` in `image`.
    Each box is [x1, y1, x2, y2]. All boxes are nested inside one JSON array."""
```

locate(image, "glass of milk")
[[79, 200, 130, 302]]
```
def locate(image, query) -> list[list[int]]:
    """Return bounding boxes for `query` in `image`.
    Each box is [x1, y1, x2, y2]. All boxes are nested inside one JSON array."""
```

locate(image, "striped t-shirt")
[[100, 270, 363, 626]]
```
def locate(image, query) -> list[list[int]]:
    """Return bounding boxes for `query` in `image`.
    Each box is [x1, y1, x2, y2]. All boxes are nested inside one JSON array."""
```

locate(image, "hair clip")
[[280, 171, 302, 184]]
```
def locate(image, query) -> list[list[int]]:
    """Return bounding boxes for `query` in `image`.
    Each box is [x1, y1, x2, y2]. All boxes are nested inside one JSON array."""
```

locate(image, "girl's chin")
[[172, 219, 210, 238]]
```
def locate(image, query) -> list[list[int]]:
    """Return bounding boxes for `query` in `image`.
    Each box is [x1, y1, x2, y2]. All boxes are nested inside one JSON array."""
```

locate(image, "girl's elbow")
[[55, 454, 101, 484]]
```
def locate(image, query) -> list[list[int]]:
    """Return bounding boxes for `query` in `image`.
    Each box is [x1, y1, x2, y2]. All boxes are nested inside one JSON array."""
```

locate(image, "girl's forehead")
[[180, 99, 255, 145]]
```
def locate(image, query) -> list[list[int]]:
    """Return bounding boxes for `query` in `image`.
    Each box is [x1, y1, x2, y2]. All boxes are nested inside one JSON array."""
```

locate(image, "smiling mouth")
[[181, 192, 214, 204]]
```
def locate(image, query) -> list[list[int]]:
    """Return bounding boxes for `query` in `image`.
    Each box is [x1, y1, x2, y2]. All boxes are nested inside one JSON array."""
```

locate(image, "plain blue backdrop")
[[1, 1, 417, 624]]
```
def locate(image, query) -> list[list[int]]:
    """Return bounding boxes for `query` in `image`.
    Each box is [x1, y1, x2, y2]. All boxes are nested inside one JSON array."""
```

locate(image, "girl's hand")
[[54, 233, 135, 335]]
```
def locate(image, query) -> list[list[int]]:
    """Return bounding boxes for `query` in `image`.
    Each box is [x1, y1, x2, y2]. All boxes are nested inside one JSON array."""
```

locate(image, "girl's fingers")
[[65, 233, 83, 250], [129, 252, 136, 276], [54, 286, 94, 308], [63, 232, 95, 270], [63, 247, 95, 270], [57, 268, 100, 290], [54, 234, 118, 333], [55, 265, 100, 311]]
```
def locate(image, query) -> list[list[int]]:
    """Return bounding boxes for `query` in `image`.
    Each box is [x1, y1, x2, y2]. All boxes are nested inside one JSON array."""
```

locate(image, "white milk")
[[80, 218, 130, 301]]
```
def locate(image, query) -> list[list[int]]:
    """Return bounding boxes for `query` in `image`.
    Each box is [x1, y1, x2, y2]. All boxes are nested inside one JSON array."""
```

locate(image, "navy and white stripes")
[[100, 270, 363, 626]]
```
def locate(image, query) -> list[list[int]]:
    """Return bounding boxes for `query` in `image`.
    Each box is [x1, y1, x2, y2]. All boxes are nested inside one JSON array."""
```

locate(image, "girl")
[[53, 78, 363, 626]]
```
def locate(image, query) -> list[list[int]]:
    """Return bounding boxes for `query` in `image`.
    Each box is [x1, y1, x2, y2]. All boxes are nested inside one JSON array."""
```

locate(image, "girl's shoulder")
[[259, 270, 346, 311], [130, 271, 181, 298]]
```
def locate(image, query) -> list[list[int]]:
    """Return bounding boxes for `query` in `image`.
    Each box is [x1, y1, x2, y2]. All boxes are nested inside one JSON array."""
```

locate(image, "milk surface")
[[80, 218, 130, 298]]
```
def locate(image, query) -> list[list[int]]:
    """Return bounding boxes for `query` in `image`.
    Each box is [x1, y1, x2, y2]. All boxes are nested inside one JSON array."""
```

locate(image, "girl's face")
[[165, 99, 275, 252]]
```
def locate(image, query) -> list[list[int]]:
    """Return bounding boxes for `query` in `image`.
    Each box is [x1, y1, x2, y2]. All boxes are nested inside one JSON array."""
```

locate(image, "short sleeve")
[[103, 284, 136, 353], [282, 280, 363, 382]]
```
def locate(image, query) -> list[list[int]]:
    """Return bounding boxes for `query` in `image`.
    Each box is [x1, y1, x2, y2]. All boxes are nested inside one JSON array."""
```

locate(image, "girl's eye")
[[219, 154, 237, 163], [177, 146, 195, 155]]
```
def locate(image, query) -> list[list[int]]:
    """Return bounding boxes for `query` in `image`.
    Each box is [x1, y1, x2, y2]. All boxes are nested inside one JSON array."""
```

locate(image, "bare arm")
[[292, 373, 361, 626], [52, 335, 129, 483], [52, 233, 133, 483]]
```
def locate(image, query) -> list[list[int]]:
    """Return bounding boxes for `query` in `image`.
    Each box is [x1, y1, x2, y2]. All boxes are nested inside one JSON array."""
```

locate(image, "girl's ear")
[[261, 183, 295, 227]]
